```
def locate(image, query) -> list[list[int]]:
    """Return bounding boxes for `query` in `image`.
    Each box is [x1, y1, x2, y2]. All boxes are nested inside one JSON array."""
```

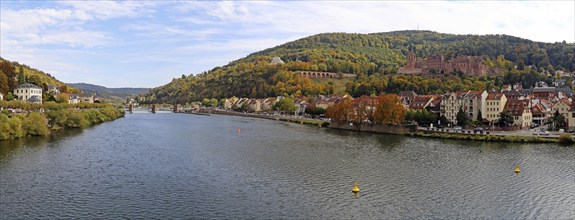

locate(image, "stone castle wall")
[[398, 52, 489, 76]]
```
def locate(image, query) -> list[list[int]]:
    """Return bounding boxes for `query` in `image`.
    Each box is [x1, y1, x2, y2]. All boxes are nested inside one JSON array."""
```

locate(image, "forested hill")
[[141, 30, 575, 104], [69, 83, 150, 99], [0, 57, 80, 96]]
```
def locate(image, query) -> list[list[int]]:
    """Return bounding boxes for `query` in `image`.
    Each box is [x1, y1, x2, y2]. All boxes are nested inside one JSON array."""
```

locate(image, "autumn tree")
[[56, 93, 69, 103], [374, 94, 405, 125], [59, 85, 68, 93], [0, 61, 17, 95], [325, 96, 353, 123], [350, 96, 375, 131]]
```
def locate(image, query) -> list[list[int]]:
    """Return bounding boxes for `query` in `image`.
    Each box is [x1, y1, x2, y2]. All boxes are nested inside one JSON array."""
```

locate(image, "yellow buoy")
[[515, 165, 521, 174], [352, 182, 360, 193]]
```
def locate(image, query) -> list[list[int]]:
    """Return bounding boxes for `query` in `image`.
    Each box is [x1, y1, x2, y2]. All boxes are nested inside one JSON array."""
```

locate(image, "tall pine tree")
[[17, 66, 26, 85]]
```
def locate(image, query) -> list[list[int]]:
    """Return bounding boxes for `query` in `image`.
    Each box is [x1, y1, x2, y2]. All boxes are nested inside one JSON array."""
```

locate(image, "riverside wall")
[[329, 122, 416, 135]]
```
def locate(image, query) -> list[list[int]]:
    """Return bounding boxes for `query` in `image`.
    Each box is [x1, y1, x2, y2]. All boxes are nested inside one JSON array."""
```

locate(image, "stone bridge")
[[298, 71, 355, 79]]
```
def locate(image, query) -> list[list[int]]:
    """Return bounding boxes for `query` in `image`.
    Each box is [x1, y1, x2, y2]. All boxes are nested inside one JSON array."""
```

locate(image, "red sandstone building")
[[398, 52, 496, 76]]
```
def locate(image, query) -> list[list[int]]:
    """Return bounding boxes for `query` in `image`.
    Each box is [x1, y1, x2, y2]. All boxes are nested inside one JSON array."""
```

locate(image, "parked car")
[[453, 126, 462, 131], [474, 127, 484, 132], [539, 131, 550, 136]]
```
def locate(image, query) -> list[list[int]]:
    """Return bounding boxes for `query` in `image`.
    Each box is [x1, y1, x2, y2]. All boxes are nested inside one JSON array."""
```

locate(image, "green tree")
[[549, 110, 566, 130], [273, 97, 297, 113], [22, 112, 50, 136], [456, 108, 469, 126], [17, 66, 26, 85], [498, 110, 514, 127], [476, 110, 483, 122], [28, 75, 42, 86], [202, 98, 211, 107], [64, 109, 89, 128], [439, 115, 449, 126], [0, 114, 24, 139], [210, 98, 218, 107]]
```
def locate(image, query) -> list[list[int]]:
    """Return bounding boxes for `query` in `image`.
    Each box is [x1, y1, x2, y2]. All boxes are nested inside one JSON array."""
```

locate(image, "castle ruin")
[[398, 52, 491, 76]]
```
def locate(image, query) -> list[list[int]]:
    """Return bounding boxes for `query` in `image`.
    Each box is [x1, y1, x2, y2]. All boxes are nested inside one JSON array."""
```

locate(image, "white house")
[[14, 83, 42, 104]]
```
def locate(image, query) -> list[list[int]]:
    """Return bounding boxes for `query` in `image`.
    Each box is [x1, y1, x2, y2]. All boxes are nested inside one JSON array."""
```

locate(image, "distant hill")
[[142, 30, 574, 104], [69, 83, 150, 99]]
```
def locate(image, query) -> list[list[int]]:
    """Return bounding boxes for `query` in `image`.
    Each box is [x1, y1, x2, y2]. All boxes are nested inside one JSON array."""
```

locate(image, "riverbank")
[[190, 109, 330, 127], [412, 131, 566, 143], [198, 109, 573, 144], [1, 101, 125, 140]]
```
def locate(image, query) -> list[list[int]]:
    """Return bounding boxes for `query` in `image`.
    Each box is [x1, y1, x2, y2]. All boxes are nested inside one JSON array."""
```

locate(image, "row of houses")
[[400, 85, 575, 130], [219, 95, 348, 115]]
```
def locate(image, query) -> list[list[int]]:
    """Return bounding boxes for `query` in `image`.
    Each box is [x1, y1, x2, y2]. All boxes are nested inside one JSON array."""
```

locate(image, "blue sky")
[[1, 1, 574, 88]]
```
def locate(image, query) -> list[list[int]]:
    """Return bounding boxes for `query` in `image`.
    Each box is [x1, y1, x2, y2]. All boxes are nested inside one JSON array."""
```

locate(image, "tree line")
[[0, 101, 124, 140]]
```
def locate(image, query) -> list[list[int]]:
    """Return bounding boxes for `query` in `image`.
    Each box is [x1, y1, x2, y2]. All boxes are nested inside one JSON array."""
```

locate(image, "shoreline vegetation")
[[0, 100, 125, 140]]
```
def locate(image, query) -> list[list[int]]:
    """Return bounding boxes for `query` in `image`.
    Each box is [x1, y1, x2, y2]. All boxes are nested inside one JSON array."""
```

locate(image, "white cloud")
[[58, 1, 156, 19]]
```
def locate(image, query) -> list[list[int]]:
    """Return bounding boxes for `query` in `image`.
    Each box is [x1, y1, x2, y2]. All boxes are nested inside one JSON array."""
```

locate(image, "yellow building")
[[485, 93, 507, 123]]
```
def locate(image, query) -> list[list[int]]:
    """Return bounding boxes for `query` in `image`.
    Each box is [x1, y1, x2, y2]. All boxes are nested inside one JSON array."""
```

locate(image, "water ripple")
[[0, 114, 573, 219]]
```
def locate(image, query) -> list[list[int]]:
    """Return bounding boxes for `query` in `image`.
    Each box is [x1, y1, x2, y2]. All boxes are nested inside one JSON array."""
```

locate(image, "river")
[[1, 113, 573, 219]]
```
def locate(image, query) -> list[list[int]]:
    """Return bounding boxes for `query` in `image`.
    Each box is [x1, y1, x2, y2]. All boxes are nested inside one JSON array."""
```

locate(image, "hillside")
[[0, 57, 80, 95], [69, 83, 150, 99], [141, 30, 575, 104]]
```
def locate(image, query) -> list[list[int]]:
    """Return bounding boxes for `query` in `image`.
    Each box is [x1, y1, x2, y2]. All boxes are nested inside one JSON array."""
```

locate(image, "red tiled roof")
[[487, 93, 505, 100]]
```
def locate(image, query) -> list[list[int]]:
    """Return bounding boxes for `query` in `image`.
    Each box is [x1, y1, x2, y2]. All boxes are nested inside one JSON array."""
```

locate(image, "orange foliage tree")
[[348, 96, 378, 130], [374, 94, 405, 125], [325, 96, 353, 123]]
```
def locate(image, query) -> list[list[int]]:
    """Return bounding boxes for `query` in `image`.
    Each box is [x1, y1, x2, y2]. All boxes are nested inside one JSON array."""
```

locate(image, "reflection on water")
[[0, 113, 573, 219]]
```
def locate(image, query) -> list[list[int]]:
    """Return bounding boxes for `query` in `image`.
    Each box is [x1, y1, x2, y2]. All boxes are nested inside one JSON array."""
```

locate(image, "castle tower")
[[406, 51, 416, 68]]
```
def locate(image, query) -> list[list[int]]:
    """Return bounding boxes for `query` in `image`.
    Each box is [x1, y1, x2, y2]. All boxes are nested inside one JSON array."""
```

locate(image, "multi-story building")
[[440, 90, 487, 125], [13, 83, 42, 104], [440, 92, 460, 125], [505, 100, 532, 128], [485, 93, 507, 123], [459, 90, 487, 121], [551, 99, 572, 127], [531, 104, 548, 126]]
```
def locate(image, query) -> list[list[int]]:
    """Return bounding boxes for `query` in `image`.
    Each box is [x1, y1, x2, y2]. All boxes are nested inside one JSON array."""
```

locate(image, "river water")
[[1, 113, 573, 219]]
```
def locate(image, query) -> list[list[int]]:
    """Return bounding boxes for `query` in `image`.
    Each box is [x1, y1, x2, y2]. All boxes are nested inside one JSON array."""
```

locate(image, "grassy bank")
[[412, 132, 573, 144], [276, 117, 330, 127]]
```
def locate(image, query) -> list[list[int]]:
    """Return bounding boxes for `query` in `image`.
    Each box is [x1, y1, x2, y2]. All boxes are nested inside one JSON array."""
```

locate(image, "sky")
[[1, 1, 574, 88]]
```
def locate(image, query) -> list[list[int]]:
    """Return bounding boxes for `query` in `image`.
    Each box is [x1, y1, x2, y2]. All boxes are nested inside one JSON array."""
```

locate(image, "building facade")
[[485, 93, 507, 123], [505, 100, 532, 128], [13, 83, 42, 104]]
